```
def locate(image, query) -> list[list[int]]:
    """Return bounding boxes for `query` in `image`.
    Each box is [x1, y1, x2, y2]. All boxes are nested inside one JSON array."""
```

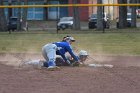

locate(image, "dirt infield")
[[0, 53, 140, 93]]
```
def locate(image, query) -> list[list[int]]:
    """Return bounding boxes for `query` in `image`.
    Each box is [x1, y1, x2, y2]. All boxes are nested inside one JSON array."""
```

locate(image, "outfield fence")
[[1, 4, 140, 32], [0, 4, 140, 8]]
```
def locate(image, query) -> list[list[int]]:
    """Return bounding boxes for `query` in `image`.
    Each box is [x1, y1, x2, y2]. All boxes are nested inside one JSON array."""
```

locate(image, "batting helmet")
[[78, 50, 88, 56]]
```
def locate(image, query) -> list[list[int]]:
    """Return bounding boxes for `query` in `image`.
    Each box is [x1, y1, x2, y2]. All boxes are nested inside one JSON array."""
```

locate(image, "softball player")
[[20, 50, 88, 68], [42, 36, 79, 70]]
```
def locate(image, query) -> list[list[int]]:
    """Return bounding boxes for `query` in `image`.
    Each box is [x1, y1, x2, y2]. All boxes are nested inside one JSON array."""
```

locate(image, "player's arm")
[[66, 45, 79, 62], [58, 50, 71, 65]]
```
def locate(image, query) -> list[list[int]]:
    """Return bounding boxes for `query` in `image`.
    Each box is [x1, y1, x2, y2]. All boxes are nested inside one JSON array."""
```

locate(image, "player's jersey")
[[53, 41, 78, 62]]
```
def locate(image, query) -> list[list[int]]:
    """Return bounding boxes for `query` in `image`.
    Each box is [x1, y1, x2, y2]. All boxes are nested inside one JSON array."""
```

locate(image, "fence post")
[[102, 5, 105, 33]]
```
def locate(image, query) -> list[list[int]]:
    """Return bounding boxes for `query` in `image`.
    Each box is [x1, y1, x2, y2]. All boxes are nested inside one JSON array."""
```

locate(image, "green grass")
[[74, 33, 140, 55], [0, 31, 140, 56]]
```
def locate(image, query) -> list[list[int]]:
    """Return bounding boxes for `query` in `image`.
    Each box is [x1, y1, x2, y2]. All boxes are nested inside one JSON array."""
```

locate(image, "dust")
[[0, 53, 42, 67], [73, 44, 105, 63], [0, 53, 20, 66], [1, 52, 140, 68]]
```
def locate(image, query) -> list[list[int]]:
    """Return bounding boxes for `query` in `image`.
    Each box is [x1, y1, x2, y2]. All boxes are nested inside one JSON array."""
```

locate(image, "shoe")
[[37, 61, 43, 69], [47, 66, 60, 71]]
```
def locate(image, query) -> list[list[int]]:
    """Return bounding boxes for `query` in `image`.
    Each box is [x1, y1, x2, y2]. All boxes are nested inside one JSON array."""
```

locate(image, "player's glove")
[[72, 61, 80, 67]]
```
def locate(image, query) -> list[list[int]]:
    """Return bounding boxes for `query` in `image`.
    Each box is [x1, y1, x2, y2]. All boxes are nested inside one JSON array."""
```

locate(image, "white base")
[[88, 64, 113, 68]]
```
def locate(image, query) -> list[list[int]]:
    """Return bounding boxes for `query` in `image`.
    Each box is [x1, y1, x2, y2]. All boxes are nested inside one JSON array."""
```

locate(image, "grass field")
[[0, 30, 140, 56]]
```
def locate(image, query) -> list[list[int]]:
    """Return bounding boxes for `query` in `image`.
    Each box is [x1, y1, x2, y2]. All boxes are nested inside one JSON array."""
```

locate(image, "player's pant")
[[42, 43, 57, 67]]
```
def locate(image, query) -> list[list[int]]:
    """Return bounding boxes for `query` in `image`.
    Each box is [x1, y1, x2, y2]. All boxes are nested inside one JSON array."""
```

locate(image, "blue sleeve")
[[65, 45, 78, 62]]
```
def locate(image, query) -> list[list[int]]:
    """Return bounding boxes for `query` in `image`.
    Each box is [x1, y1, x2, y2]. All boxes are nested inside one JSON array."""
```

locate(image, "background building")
[[89, 0, 118, 20], [4, 0, 120, 21]]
